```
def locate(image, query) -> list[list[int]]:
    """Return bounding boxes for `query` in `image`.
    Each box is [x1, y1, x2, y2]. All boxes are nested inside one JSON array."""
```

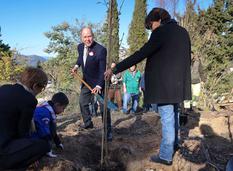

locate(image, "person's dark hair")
[[20, 67, 48, 89], [145, 7, 171, 29], [51, 92, 69, 106]]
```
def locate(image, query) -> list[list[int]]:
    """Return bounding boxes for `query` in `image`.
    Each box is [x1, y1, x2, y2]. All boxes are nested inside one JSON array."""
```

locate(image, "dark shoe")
[[179, 114, 188, 126], [81, 122, 94, 129], [173, 144, 180, 157], [174, 144, 180, 152], [122, 110, 129, 115], [150, 155, 172, 166]]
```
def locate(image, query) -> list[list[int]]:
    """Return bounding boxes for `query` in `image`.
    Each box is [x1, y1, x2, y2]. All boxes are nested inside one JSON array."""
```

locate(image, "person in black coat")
[[105, 8, 191, 165], [0, 67, 50, 170]]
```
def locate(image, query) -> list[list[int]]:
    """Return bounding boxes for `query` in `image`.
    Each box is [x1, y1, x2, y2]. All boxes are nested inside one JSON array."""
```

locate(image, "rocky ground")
[[27, 104, 233, 171]]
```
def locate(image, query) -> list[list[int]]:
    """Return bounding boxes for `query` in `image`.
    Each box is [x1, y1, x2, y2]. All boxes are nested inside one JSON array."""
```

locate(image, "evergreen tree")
[[127, 0, 148, 55], [178, 0, 233, 109], [0, 52, 24, 82], [0, 28, 23, 83], [225, 0, 233, 61], [100, 0, 119, 63], [202, 0, 232, 87], [193, 0, 233, 108], [44, 22, 77, 91], [0, 27, 11, 54]]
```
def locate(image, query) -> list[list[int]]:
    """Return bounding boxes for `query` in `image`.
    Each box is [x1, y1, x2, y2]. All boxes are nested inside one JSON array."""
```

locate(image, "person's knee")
[[79, 98, 85, 106], [36, 139, 50, 153], [0, 139, 50, 169]]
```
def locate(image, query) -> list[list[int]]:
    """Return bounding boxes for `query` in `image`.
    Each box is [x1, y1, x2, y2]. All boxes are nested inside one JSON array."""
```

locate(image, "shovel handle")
[[73, 73, 117, 110], [73, 73, 93, 91]]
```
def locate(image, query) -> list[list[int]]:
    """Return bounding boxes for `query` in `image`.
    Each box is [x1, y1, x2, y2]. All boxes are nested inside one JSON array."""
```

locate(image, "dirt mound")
[[29, 109, 233, 171]]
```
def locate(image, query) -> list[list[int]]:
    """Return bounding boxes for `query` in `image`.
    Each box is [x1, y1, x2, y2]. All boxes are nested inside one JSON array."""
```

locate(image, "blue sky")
[[0, 0, 213, 57]]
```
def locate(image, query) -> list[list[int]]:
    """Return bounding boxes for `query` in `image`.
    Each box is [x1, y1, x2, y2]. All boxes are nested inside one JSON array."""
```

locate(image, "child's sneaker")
[[46, 151, 57, 158]]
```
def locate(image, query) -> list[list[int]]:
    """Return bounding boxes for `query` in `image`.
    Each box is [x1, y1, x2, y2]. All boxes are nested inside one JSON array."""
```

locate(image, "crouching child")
[[33, 92, 69, 157]]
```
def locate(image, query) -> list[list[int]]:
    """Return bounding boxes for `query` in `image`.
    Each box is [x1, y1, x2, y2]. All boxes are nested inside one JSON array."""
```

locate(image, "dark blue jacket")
[[33, 101, 61, 146], [76, 41, 107, 89]]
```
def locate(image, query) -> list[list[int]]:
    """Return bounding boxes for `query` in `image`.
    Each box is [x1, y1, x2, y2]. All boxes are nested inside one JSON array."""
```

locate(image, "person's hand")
[[104, 68, 113, 80], [92, 86, 101, 94], [123, 85, 127, 93], [57, 143, 64, 150], [71, 66, 78, 75], [139, 87, 142, 93], [139, 89, 142, 96]]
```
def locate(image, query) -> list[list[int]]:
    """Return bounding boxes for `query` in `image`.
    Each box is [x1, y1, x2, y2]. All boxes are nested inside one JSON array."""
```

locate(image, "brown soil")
[[28, 105, 233, 171]]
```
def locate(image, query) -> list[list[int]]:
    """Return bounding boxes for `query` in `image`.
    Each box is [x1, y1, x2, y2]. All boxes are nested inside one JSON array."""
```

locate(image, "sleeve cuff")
[[112, 67, 118, 74], [74, 65, 79, 69], [96, 85, 102, 89]]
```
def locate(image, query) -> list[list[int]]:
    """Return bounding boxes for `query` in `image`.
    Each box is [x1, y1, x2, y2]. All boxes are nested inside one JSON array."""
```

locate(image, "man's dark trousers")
[[79, 86, 111, 132]]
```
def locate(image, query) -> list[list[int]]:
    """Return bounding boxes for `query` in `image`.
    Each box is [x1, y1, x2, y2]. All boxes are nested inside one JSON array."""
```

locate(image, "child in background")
[[33, 92, 69, 157]]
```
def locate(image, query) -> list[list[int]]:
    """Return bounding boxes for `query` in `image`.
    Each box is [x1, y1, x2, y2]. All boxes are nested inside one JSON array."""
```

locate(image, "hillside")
[[14, 54, 47, 66]]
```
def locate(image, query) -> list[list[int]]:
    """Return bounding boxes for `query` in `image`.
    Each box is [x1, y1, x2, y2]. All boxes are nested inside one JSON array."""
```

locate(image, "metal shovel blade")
[[96, 94, 118, 110]]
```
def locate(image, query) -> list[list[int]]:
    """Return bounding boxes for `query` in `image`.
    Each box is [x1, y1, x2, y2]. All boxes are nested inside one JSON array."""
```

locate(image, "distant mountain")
[[14, 54, 47, 67], [27, 55, 47, 66]]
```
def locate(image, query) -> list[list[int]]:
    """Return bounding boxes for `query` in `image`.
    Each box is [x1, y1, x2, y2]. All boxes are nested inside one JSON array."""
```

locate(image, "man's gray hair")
[[80, 26, 94, 36]]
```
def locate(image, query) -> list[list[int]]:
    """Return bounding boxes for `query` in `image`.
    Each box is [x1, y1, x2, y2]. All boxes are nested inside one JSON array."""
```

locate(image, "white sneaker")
[[46, 151, 57, 158]]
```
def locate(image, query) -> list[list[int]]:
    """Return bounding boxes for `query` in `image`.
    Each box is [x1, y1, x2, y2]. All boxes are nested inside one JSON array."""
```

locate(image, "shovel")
[[73, 73, 118, 110]]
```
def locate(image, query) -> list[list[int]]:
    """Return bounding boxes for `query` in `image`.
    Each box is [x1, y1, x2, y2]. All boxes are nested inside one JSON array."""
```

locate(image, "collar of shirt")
[[17, 82, 34, 95]]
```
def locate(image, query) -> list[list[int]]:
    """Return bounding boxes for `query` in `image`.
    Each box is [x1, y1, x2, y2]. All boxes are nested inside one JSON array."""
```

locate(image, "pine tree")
[[0, 27, 10, 54], [127, 0, 148, 55], [100, 0, 119, 63], [225, 0, 233, 61], [178, 0, 233, 109], [203, 0, 232, 83], [0, 52, 24, 82], [0, 28, 23, 83], [194, 0, 233, 108]]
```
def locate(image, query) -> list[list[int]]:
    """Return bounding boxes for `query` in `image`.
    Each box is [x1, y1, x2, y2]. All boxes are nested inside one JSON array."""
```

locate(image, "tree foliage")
[[155, 0, 180, 18], [0, 27, 11, 55], [180, 0, 233, 109], [0, 52, 24, 82], [127, 0, 148, 55], [127, 0, 148, 71], [100, 0, 120, 63], [0, 29, 24, 83]]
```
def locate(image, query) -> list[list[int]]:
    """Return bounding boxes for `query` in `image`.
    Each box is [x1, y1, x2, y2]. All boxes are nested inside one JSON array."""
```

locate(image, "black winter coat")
[[114, 21, 191, 104], [0, 84, 37, 154]]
